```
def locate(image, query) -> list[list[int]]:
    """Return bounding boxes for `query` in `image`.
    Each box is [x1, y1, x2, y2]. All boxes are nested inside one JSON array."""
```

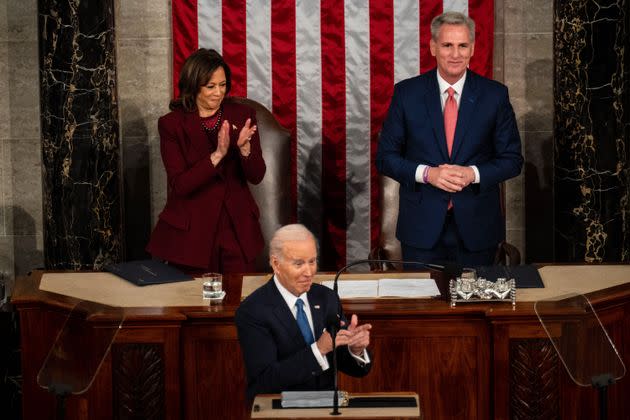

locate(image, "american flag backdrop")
[[171, 0, 494, 270]]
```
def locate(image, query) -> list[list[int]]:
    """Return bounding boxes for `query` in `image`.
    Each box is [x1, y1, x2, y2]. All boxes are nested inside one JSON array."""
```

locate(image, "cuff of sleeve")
[[471, 165, 480, 183], [311, 342, 330, 371], [415, 164, 429, 183], [348, 347, 370, 365]]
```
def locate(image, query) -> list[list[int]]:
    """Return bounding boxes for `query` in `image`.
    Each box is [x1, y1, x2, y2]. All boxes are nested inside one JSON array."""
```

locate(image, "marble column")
[[554, 0, 629, 262], [39, 0, 122, 269]]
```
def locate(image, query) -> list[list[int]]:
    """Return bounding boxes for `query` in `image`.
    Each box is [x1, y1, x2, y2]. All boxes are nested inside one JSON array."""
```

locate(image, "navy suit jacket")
[[235, 279, 371, 400], [376, 69, 523, 251]]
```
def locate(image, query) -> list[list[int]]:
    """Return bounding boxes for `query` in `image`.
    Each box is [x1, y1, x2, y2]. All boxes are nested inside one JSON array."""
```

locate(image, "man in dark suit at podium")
[[376, 11, 523, 267], [235, 224, 372, 400]]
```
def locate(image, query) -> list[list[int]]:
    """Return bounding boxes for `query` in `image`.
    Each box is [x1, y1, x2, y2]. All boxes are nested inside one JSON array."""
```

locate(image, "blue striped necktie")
[[295, 298, 315, 345]]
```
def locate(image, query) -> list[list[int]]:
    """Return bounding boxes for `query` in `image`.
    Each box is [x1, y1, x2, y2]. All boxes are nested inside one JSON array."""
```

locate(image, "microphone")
[[325, 313, 341, 335]]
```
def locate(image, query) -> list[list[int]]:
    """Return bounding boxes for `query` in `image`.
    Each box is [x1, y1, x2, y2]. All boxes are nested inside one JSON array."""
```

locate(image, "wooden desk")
[[251, 392, 421, 419], [12, 266, 630, 420]]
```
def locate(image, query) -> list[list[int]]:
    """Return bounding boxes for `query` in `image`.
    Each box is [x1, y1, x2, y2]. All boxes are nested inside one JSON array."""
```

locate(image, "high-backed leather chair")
[[369, 174, 521, 270], [225, 97, 292, 272]]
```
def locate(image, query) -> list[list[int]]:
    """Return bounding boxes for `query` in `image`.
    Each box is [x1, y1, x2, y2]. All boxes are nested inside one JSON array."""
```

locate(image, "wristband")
[[422, 166, 430, 183]]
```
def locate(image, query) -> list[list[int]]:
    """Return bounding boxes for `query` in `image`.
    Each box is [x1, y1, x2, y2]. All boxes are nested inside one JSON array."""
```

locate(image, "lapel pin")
[[313, 305, 320, 309]]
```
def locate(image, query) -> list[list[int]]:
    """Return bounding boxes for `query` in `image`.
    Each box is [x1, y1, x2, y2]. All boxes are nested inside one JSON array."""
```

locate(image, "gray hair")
[[430, 11, 475, 42], [269, 224, 318, 261]]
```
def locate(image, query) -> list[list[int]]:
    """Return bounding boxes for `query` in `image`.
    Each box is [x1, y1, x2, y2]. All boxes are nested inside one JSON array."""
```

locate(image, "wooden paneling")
[[182, 322, 249, 420], [112, 344, 165, 420], [341, 318, 489, 419], [510, 339, 560, 420]]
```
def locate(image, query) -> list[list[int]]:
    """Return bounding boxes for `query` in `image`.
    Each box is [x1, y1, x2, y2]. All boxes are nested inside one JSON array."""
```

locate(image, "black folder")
[[474, 264, 544, 288], [105, 260, 193, 286]]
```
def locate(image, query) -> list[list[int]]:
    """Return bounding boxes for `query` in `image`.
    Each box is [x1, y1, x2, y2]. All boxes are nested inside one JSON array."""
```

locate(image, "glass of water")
[[202, 272, 223, 300]]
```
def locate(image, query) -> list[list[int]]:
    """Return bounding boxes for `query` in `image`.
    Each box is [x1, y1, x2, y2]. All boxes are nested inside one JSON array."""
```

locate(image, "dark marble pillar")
[[39, 0, 122, 269], [554, 0, 630, 262]]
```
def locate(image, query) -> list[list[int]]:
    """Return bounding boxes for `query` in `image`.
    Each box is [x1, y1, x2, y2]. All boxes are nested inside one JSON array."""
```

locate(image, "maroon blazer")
[[146, 101, 266, 269]]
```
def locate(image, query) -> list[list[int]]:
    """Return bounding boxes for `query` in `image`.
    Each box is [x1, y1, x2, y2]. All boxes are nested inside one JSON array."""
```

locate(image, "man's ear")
[[429, 38, 437, 57], [270, 255, 278, 272]]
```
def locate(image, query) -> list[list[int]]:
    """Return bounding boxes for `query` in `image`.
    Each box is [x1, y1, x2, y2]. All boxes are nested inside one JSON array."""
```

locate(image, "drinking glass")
[[202, 272, 223, 299]]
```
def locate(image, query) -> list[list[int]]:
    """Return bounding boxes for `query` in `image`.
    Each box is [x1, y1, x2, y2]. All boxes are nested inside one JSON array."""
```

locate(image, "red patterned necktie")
[[444, 87, 457, 157]]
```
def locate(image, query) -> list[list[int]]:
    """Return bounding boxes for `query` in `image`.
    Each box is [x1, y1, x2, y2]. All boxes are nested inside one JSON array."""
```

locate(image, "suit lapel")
[[182, 110, 211, 160], [307, 287, 325, 340], [425, 71, 450, 161], [451, 70, 478, 160]]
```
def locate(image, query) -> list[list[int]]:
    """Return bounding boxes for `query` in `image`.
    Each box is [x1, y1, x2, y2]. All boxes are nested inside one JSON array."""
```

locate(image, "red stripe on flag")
[[419, 0, 442, 74], [468, 0, 494, 78], [321, 0, 347, 269], [171, 0, 198, 98], [369, 0, 394, 252], [271, 0, 297, 222], [222, 0, 247, 97]]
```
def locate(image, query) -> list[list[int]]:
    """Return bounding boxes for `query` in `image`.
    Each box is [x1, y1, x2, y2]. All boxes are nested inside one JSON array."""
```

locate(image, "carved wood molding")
[[510, 338, 560, 420], [112, 344, 165, 420]]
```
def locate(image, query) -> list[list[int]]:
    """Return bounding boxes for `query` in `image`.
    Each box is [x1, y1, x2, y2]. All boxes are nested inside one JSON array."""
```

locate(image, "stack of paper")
[[281, 390, 348, 408], [321, 278, 440, 298]]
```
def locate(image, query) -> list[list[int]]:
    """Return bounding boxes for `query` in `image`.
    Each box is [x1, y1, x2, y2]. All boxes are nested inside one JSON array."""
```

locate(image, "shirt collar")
[[436, 70, 467, 96], [273, 275, 309, 309]]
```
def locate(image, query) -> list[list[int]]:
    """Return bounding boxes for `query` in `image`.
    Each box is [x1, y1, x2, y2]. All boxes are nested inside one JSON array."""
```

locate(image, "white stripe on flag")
[[394, 0, 420, 83], [198, 0, 222, 52], [443, 0, 469, 15], [295, 0, 323, 239], [345, 0, 371, 264], [246, 0, 272, 109]]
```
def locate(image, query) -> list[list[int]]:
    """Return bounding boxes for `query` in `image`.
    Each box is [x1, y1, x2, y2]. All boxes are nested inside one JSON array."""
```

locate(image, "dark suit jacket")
[[376, 69, 523, 251], [235, 279, 372, 400], [146, 101, 266, 268]]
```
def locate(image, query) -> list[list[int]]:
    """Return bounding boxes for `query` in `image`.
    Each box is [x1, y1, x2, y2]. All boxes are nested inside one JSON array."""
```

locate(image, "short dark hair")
[[170, 48, 232, 112], [430, 12, 475, 42]]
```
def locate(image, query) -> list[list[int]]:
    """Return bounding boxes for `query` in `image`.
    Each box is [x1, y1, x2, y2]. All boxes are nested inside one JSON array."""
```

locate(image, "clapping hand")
[[236, 118, 257, 157], [210, 120, 231, 166], [337, 314, 371, 356], [316, 314, 371, 356]]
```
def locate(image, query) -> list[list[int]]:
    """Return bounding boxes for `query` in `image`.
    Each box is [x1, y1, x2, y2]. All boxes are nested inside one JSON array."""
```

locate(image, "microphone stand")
[[329, 318, 340, 416], [329, 258, 454, 416]]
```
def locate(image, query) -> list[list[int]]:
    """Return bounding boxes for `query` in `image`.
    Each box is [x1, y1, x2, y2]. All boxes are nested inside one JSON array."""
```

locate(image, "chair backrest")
[[372, 174, 521, 267], [370, 175, 402, 269], [225, 97, 292, 272]]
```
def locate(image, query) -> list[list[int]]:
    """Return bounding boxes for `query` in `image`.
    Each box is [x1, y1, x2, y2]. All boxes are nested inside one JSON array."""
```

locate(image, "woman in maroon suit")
[[147, 48, 266, 274]]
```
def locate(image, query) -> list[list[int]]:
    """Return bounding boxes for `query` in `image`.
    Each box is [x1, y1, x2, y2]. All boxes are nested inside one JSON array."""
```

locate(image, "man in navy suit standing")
[[235, 224, 372, 400], [376, 11, 523, 267]]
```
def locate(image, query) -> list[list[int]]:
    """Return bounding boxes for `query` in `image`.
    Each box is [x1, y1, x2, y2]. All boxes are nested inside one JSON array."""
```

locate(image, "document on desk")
[[378, 278, 440, 298], [322, 278, 439, 298], [321, 280, 379, 298]]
